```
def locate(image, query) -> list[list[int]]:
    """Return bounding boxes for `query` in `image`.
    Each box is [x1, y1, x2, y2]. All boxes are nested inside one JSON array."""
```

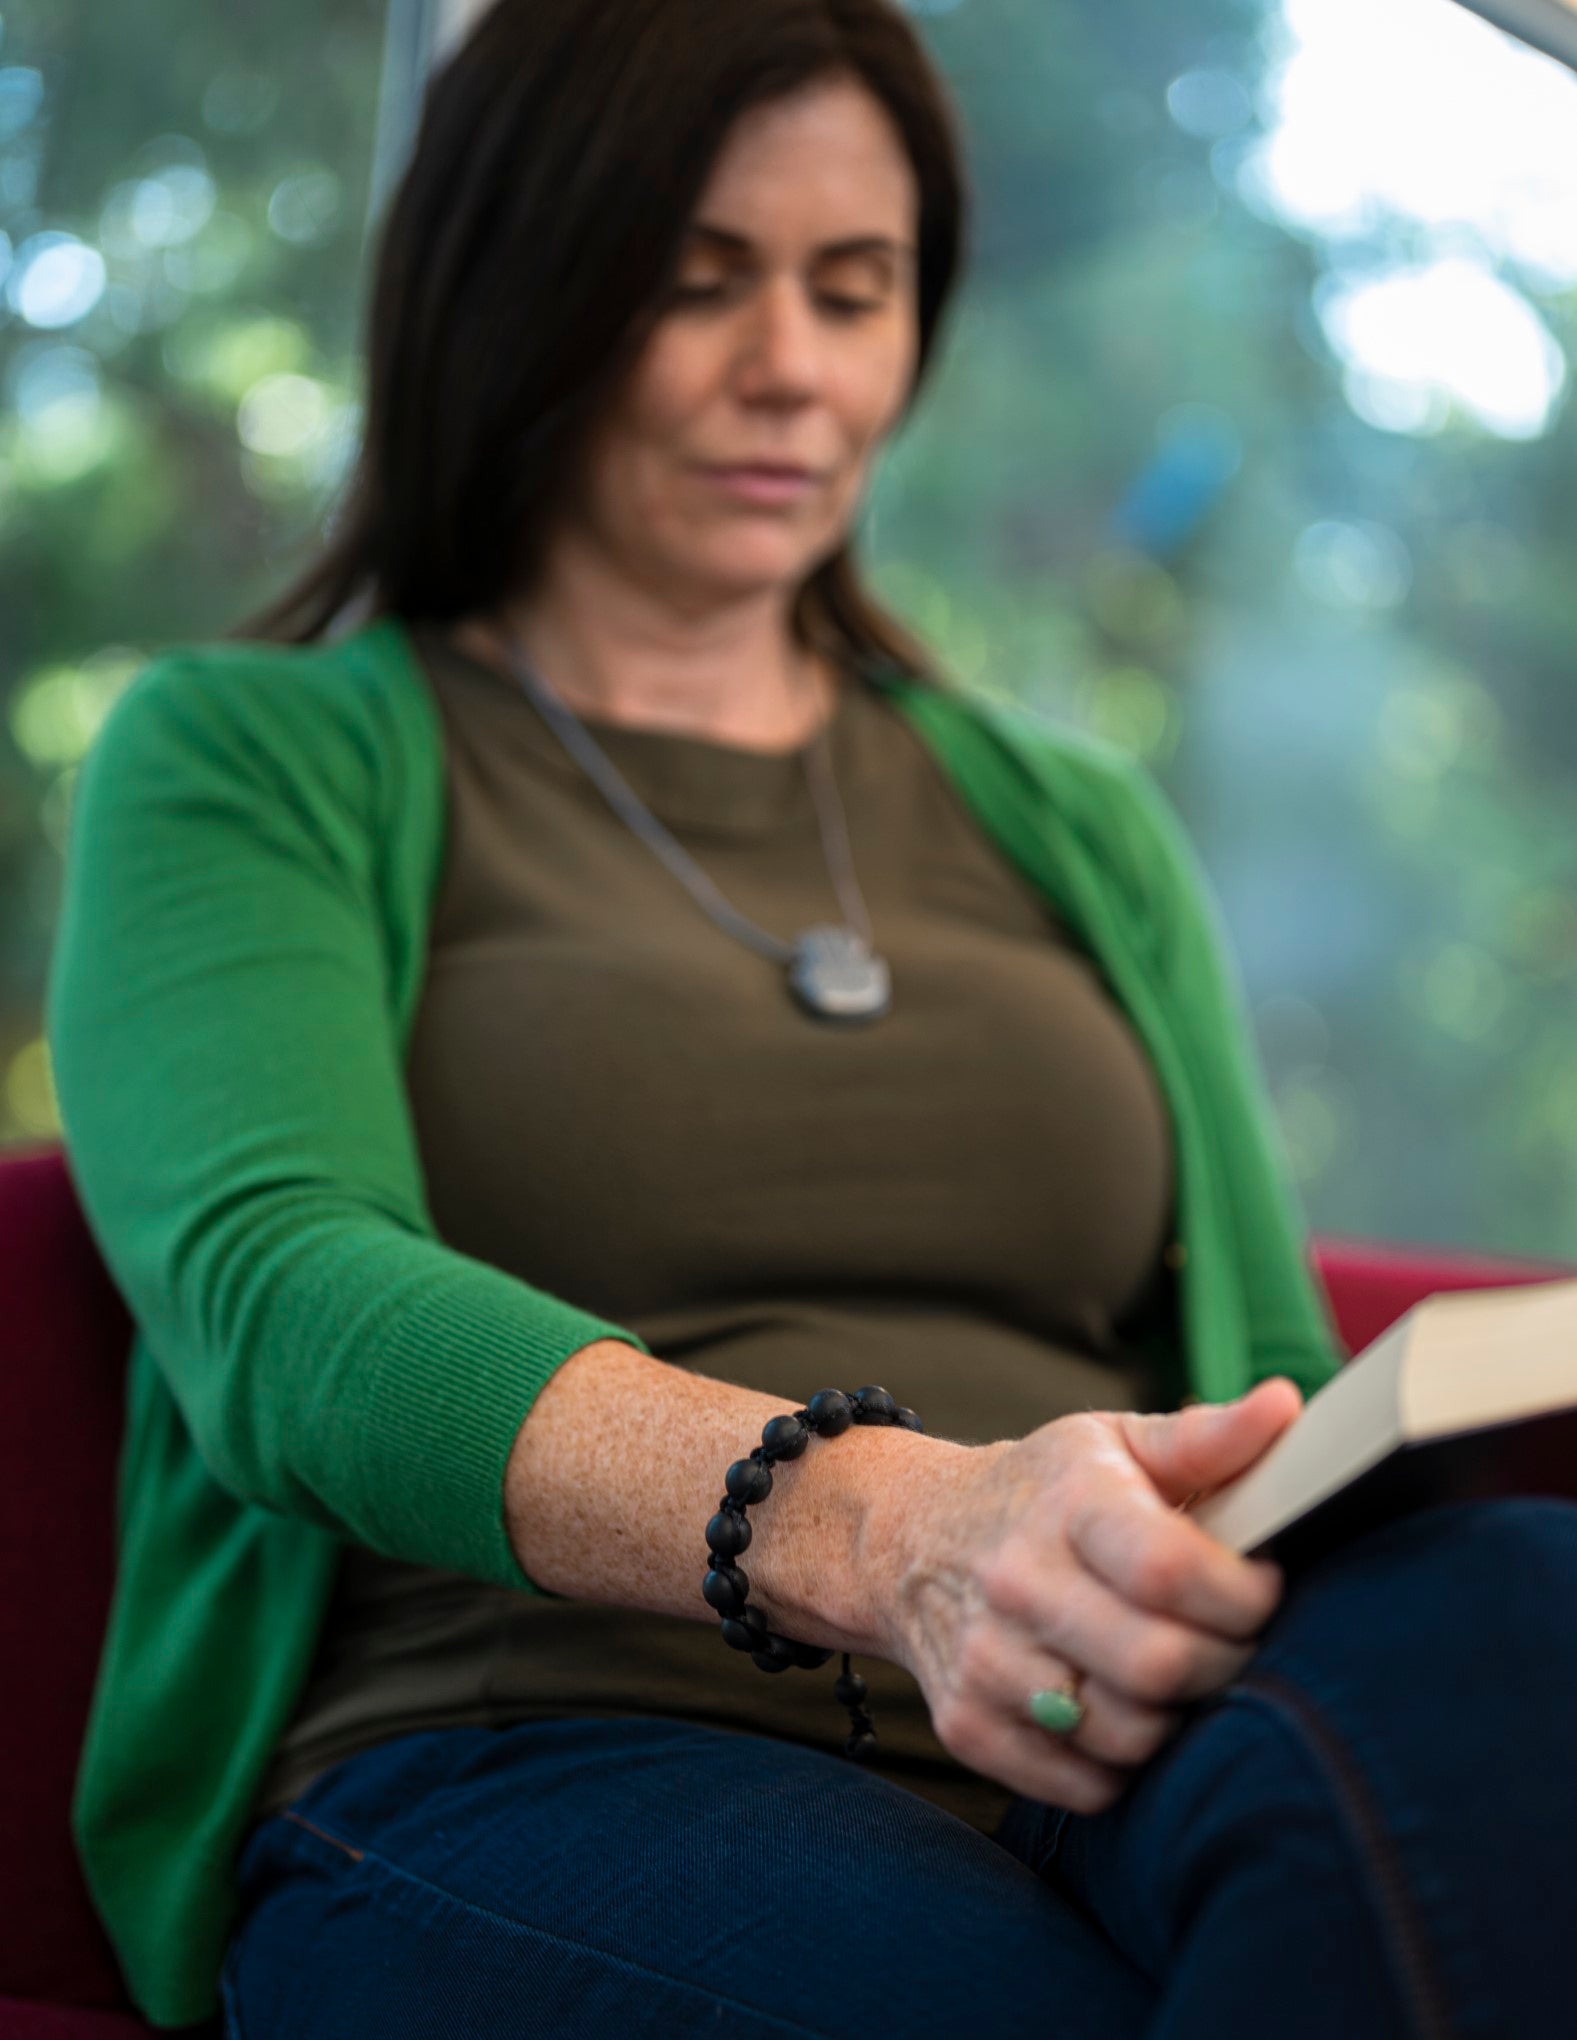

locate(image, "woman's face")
[[561, 74, 922, 617]]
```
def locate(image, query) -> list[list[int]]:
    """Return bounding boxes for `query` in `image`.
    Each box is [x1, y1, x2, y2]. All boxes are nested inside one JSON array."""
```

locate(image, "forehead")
[[685, 79, 918, 252]]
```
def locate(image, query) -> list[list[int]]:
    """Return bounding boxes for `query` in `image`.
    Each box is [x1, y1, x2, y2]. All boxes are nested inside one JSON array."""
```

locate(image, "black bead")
[[894, 1406, 924, 1432], [833, 1670, 869, 1708], [760, 1413, 810, 1461], [719, 1606, 769, 1651], [851, 1385, 898, 1423], [705, 1509, 751, 1559], [750, 1636, 799, 1673], [724, 1457, 773, 1504], [805, 1389, 854, 1436], [844, 1728, 878, 1760], [790, 1643, 835, 1669], [702, 1567, 748, 1616]]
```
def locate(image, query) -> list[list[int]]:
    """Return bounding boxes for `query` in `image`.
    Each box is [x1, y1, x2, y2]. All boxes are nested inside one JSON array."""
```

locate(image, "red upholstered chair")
[[1, 1138, 1571, 2036], [0, 1143, 218, 2039]]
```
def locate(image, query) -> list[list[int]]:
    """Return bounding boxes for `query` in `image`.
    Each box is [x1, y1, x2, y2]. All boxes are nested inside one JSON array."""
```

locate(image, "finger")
[[1019, 1564, 1259, 1708], [1065, 1488, 1284, 1639], [937, 1696, 1133, 1815], [1119, 1379, 1303, 1505], [951, 1618, 1182, 1772], [1060, 1671, 1185, 1771]]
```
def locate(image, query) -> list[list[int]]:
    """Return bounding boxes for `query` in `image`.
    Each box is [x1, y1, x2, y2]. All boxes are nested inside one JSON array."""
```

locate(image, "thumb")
[[1118, 1377, 1304, 1507]]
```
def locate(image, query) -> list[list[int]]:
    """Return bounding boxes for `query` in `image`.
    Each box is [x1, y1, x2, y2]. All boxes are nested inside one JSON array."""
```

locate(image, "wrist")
[[754, 1422, 974, 1662], [859, 1434, 1012, 1671]]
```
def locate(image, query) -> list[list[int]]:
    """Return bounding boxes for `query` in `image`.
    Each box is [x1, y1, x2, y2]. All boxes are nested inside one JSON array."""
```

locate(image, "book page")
[[1403, 1279, 1577, 1437]]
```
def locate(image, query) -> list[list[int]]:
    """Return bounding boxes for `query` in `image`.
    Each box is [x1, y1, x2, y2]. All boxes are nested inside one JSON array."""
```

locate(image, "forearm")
[[503, 1338, 966, 1657]]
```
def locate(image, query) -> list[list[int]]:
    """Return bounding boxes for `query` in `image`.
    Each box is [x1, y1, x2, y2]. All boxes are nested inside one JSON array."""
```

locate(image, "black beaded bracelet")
[[701, 1385, 924, 1760]]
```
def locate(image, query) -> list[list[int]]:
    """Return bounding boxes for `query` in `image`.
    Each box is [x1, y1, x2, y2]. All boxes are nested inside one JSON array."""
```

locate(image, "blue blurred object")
[[1110, 408, 1243, 558]]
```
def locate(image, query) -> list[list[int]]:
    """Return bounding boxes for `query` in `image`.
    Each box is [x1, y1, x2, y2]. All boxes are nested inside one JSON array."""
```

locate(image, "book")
[[1186, 1277, 1577, 1574]]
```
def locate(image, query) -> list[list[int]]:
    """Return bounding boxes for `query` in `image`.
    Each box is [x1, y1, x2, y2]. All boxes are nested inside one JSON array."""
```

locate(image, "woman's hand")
[[869, 1378, 1305, 1813]]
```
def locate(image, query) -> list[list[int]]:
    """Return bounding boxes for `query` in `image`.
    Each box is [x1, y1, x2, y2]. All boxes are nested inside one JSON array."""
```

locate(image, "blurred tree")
[[0, 0, 388, 1135], [5, 0, 1576, 1272], [860, 0, 1577, 1261]]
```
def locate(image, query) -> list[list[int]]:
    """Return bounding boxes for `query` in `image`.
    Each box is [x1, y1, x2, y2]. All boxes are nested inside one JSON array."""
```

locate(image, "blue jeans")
[[220, 1499, 1577, 2037]]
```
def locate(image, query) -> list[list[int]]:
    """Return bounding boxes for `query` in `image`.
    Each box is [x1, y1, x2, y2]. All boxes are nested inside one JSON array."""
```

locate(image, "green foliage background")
[[4, 0, 1576, 1265]]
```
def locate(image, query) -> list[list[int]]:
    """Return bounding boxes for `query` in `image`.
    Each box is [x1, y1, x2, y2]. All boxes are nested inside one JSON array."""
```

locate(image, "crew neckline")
[[404, 618, 892, 838]]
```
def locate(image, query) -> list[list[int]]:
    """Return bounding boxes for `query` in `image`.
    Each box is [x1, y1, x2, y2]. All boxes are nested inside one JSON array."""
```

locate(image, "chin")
[[668, 535, 828, 586]]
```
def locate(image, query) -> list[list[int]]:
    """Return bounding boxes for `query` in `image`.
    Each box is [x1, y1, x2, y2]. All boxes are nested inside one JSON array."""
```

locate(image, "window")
[[858, 0, 1577, 1259], [1, 0, 397, 1143]]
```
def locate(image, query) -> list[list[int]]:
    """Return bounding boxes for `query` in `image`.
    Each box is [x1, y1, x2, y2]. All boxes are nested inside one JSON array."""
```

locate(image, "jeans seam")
[[256, 1821, 843, 2040], [280, 1808, 366, 1859], [1233, 1668, 1458, 2040]]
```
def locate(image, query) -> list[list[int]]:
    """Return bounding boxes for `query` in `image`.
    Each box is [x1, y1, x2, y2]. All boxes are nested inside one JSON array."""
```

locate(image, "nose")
[[730, 275, 832, 396]]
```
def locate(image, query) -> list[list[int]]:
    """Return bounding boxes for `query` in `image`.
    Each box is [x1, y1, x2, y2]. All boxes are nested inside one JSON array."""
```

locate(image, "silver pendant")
[[787, 924, 892, 1023]]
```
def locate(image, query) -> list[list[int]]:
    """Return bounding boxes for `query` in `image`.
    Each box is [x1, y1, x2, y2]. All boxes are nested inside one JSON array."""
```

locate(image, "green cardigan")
[[44, 614, 1344, 2028]]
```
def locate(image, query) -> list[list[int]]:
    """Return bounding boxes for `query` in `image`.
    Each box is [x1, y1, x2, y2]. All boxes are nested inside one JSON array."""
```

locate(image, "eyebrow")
[[686, 221, 917, 266]]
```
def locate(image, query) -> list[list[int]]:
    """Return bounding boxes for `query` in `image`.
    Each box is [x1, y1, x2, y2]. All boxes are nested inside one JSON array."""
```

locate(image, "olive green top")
[[251, 623, 1178, 1837]]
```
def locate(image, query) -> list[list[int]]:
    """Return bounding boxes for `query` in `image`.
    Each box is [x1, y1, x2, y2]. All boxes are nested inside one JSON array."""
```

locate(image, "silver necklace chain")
[[482, 632, 877, 966]]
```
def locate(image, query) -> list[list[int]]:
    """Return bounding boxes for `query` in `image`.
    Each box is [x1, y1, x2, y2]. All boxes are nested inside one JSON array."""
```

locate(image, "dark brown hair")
[[229, 0, 970, 684]]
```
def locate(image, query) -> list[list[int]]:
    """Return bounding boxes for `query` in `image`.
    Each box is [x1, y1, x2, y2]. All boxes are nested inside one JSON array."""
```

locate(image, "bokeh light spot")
[[6, 232, 106, 329], [0, 63, 43, 142], [237, 370, 332, 456], [4, 1038, 59, 1141], [267, 166, 342, 247]]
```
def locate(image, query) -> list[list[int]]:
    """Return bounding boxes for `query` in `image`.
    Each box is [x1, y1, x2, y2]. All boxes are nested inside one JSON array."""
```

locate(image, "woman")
[[45, 0, 1577, 2033]]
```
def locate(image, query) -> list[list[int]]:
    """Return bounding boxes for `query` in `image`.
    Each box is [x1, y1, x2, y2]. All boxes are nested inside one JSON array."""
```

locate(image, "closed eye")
[[668, 284, 883, 320]]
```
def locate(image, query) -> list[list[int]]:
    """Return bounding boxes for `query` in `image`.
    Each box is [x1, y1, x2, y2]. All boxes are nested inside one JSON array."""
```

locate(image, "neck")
[[451, 590, 841, 754]]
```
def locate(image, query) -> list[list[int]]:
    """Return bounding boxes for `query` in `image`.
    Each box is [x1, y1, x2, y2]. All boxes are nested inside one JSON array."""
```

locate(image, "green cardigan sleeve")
[[1109, 751, 1347, 1398], [45, 649, 651, 1594]]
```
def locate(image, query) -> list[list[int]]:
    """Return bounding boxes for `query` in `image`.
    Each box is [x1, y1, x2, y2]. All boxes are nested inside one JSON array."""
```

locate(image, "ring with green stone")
[[1027, 1679, 1086, 1737]]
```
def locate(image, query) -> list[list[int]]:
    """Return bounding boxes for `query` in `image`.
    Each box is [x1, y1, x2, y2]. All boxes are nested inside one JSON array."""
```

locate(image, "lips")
[[703, 463, 819, 479]]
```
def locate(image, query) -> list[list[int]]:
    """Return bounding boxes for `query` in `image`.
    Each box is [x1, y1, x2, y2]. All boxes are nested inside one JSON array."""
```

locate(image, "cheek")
[[627, 339, 714, 440], [827, 385, 906, 484], [584, 398, 695, 531], [837, 335, 915, 438]]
